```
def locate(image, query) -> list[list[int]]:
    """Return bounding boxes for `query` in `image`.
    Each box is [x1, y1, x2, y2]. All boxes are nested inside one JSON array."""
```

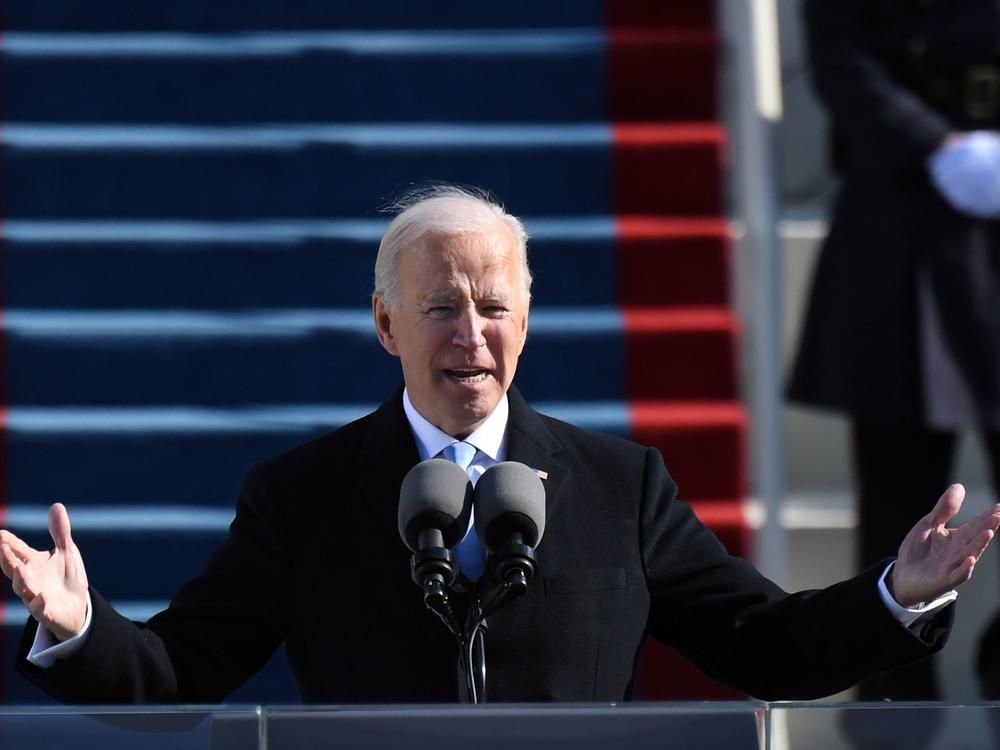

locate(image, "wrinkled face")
[[373, 226, 529, 439]]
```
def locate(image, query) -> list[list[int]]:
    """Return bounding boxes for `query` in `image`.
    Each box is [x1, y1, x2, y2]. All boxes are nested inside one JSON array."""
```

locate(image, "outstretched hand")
[[0, 503, 89, 641], [890, 484, 1000, 608]]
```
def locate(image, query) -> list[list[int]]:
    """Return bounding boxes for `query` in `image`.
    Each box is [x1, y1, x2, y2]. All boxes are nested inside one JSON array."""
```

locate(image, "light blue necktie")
[[440, 441, 486, 580]]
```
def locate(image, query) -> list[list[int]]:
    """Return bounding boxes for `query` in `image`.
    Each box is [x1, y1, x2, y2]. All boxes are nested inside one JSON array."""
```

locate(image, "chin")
[[444, 400, 495, 435]]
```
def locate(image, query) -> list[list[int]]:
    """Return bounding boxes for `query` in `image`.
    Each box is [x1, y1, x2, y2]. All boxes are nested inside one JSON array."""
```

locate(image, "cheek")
[[493, 327, 525, 364], [405, 326, 449, 362]]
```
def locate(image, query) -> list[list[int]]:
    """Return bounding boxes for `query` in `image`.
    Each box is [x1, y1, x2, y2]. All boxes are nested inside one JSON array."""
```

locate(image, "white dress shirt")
[[402, 388, 508, 480]]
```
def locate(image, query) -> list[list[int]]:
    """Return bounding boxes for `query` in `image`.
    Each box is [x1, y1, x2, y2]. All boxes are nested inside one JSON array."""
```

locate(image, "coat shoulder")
[[534, 410, 655, 477], [245, 410, 375, 487]]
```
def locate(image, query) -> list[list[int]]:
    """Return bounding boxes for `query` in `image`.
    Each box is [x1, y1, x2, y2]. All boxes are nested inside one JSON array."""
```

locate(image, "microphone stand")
[[457, 595, 487, 703], [454, 547, 538, 703], [413, 544, 538, 704]]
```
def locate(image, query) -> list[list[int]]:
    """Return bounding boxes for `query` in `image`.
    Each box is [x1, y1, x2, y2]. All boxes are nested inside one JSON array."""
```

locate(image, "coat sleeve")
[[640, 447, 951, 700], [15, 463, 290, 704], [804, 0, 951, 175]]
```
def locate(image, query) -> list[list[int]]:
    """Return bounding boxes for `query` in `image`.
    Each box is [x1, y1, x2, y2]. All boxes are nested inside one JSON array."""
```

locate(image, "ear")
[[515, 300, 530, 356], [372, 295, 400, 357]]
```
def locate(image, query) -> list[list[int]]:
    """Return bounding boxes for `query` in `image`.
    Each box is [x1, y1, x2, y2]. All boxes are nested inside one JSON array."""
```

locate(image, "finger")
[[950, 503, 1000, 546], [0, 530, 35, 562], [949, 555, 977, 587], [961, 527, 995, 562], [13, 563, 37, 602], [964, 503, 1000, 531], [0, 543, 20, 579], [984, 502, 1000, 529], [9, 562, 22, 597], [929, 483, 966, 528], [26, 592, 46, 624], [10, 564, 30, 603], [48, 503, 73, 551]]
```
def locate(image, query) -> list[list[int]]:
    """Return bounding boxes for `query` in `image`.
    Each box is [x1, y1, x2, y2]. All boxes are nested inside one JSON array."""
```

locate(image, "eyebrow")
[[421, 289, 513, 305], [421, 291, 460, 305]]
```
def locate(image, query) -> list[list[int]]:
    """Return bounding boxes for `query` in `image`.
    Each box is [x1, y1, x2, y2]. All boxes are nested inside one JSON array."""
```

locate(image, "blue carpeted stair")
[[0, 1, 743, 703]]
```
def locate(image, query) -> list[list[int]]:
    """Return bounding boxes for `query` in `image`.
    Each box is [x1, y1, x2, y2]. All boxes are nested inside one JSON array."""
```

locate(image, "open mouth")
[[444, 368, 490, 383]]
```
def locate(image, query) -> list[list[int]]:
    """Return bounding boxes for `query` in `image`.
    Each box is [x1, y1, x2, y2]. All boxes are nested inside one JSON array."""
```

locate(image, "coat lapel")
[[504, 386, 569, 538], [357, 384, 421, 546], [356, 385, 569, 549]]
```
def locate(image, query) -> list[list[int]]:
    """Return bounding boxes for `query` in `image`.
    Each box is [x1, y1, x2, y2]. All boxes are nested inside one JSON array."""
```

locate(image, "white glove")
[[928, 131, 1000, 218]]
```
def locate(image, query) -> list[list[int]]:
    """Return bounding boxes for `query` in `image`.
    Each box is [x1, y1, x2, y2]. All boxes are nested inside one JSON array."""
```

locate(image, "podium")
[[2, 702, 999, 749]]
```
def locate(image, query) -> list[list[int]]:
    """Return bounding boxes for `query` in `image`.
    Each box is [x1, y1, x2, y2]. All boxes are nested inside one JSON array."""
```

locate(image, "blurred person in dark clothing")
[[791, 0, 1000, 700]]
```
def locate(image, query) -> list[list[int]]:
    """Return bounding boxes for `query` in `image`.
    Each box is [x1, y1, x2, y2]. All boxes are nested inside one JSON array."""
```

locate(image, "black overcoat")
[[17, 387, 948, 702], [790, 0, 1000, 428]]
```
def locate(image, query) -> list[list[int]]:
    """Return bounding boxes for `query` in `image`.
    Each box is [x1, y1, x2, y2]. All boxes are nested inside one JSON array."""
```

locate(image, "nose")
[[452, 307, 487, 350]]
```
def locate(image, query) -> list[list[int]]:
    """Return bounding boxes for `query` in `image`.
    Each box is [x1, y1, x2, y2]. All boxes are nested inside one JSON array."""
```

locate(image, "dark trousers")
[[851, 420, 1000, 700]]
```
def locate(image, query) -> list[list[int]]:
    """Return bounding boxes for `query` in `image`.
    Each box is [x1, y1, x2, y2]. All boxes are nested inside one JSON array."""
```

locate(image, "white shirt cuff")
[[878, 562, 957, 629], [26, 591, 93, 669]]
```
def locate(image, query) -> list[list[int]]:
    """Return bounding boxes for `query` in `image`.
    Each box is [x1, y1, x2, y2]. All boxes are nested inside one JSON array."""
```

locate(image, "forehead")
[[404, 228, 522, 294]]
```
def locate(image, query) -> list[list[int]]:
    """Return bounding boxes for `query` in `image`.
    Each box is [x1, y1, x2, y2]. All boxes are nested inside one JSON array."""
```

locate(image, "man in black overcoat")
[[3, 186, 1000, 703], [790, 0, 1000, 699]]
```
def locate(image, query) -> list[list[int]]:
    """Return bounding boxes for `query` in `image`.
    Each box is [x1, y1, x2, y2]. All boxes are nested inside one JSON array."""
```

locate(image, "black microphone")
[[474, 461, 546, 599], [398, 459, 473, 606]]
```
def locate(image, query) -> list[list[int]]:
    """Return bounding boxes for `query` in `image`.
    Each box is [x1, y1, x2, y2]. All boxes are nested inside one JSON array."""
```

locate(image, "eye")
[[426, 305, 453, 318]]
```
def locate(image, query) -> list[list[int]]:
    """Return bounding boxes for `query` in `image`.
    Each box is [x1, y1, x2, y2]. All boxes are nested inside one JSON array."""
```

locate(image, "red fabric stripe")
[[615, 218, 731, 307], [622, 307, 739, 401], [629, 400, 746, 426], [607, 0, 745, 702], [614, 122, 725, 144], [610, 124, 725, 217], [689, 499, 750, 559], [617, 216, 728, 237], [623, 306, 737, 331], [628, 401, 747, 502]]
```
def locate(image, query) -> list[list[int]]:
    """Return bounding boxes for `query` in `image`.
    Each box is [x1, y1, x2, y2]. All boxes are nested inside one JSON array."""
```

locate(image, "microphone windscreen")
[[398, 459, 474, 551], [474, 461, 546, 550]]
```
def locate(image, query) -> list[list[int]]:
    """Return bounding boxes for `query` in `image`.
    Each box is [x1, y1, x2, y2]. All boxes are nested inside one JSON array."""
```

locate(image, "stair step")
[[3, 218, 730, 310], [630, 402, 747, 500], [4, 399, 744, 505], [608, 29, 716, 121], [3, 30, 715, 123], [2, 123, 724, 219], [612, 124, 724, 216], [2, 307, 737, 405], [624, 308, 739, 400], [617, 218, 731, 306]]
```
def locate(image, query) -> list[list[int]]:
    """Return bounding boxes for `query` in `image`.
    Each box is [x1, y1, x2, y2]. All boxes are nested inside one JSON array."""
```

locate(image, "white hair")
[[374, 185, 532, 309]]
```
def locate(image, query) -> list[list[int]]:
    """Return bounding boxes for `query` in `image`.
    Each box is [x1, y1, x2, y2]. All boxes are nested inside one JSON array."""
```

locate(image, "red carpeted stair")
[[608, 2, 748, 701]]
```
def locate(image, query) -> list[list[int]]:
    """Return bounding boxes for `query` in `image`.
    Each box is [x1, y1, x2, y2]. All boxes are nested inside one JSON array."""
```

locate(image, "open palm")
[[0, 503, 89, 641], [890, 484, 1000, 608]]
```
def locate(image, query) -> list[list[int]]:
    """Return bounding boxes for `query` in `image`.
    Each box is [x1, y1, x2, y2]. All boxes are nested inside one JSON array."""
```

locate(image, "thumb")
[[929, 483, 965, 528], [48, 503, 74, 551]]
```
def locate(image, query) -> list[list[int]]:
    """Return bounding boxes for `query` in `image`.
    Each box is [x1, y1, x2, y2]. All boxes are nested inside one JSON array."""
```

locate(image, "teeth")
[[448, 369, 488, 382]]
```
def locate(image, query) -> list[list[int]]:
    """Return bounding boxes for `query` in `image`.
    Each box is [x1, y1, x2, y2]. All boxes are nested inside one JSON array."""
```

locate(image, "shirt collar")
[[402, 388, 509, 462]]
